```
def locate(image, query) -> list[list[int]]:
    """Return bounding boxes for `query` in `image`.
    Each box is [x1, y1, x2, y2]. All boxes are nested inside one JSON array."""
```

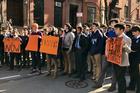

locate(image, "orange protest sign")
[[25, 35, 39, 51], [3, 38, 21, 53], [105, 37, 123, 65], [40, 36, 59, 55]]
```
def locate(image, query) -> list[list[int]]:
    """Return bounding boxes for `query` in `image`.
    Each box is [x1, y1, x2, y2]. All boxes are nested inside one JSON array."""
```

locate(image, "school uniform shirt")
[[73, 33, 89, 54], [125, 31, 133, 39], [31, 31, 42, 37], [99, 29, 107, 55], [130, 35, 140, 63], [4, 32, 11, 38], [88, 30, 104, 55], [19, 35, 29, 51]]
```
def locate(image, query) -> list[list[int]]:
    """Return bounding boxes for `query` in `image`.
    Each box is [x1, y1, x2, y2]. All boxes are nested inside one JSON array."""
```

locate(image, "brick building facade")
[[0, 0, 100, 27], [0, 0, 140, 27], [44, 0, 100, 27], [115, 0, 140, 24]]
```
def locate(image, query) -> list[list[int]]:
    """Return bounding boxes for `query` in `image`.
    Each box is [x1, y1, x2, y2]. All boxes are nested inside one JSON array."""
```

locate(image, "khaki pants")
[[47, 56, 58, 78], [87, 54, 92, 72], [63, 51, 72, 74], [91, 54, 101, 81]]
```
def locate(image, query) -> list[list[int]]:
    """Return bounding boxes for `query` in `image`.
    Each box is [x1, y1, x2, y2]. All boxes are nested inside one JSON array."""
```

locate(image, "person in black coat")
[[30, 23, 42, 74], [72, 25, 89, 81], [127, 26, 140, 93], [19, 28, 30, 68], [0, 31, 4, 66], [6, 29, 22, 70]]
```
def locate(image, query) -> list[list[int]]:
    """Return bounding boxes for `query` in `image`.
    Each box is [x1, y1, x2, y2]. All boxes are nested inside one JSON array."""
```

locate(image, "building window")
[[124, 5, 129, 18], [87, 7, 96, 23]]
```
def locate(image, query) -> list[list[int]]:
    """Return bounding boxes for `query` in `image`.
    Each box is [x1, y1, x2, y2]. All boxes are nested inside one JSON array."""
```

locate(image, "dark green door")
[[7, 0, 23, 26], [34, 0, 44, 26], [69, 4, 78, 28], [54, 1, 63, 27]]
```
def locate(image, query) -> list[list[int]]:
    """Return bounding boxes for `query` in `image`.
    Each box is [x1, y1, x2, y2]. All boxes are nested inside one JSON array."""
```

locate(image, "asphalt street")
[[0, 66, 135, 93]]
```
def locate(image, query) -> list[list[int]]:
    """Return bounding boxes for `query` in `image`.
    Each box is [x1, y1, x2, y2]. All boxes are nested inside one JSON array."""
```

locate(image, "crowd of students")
[[0, 19, 140, 93]]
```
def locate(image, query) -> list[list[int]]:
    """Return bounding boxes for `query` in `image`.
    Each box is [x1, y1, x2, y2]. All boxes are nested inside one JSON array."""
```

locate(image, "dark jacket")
[[125, 31, 133, 39], [73, 33, 89, 55], [129, 36, 140, 63], [88, 30, 104, 55], [19, 35, 29, 51], [0, 34, 4, 50]]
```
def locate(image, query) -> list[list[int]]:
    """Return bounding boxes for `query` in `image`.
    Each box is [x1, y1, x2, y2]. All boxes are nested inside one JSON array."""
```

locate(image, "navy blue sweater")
[[129, 37, 140, 63], [19, 35, 29, 51], [88, 30, 104, 55]]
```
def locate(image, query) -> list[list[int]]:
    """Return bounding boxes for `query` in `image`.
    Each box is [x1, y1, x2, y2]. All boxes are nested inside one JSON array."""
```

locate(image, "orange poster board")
[[3, 38, 21, 53], [105, 37, 123, 65], [25, 35, 39, 51], [40, 36, 59, 55]]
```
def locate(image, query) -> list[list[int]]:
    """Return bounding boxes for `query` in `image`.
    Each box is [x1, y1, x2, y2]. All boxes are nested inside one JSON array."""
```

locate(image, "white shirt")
[[137, 35, 140, 39]]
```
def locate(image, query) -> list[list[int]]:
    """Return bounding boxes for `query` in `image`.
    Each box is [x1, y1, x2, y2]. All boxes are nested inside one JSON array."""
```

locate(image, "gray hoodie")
[[63, 32, 75, 52]]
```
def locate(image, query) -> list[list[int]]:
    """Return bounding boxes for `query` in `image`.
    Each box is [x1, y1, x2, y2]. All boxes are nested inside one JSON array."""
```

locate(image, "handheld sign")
[[105, 37, 123, 65], [25, 35, 39, 51], [40, 36, 59, 55], [3, 38, 21, 53]]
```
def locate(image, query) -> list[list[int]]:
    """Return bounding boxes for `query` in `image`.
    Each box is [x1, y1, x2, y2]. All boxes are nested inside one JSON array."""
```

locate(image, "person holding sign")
[[30, 23, 42, 74], [113, 24, 132, 93], [3, 27, 13, 66], [4, 28, 22, 70], [92, 20, 117, 92], [44, 26, 60, 79], [105, 19, 118, 38]]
